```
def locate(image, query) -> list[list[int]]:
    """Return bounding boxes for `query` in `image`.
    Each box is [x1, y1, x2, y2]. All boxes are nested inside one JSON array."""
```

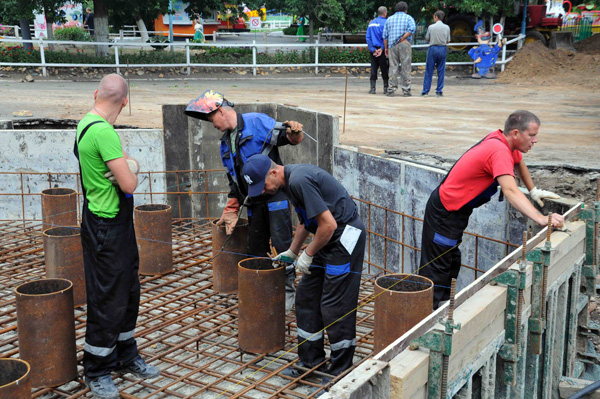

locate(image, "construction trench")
[[0, 104, 598, 399]]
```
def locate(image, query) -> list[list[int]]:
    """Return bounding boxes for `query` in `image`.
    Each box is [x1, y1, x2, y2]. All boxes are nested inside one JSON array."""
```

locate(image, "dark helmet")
[[184, 90, 234, 121]]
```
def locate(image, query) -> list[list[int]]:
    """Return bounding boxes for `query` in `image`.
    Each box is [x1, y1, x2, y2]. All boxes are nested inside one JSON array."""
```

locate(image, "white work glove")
[[529, 187, 560, 207], [271, 249, 298, 268], [104, 159, 139, 185], [295, 251, 313, 275]]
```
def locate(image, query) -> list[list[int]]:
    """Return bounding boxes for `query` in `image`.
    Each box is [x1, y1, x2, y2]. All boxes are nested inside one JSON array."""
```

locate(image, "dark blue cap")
[[242, 154, 272, 197]]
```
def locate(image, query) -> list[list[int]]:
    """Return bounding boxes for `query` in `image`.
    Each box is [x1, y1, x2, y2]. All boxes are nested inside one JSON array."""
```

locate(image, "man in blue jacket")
[[184, 90, 304, 311], [366, 6, 389, 94]]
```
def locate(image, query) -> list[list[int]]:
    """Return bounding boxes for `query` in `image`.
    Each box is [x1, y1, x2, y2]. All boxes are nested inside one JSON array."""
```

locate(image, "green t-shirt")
[[76, 113, 124, 218]]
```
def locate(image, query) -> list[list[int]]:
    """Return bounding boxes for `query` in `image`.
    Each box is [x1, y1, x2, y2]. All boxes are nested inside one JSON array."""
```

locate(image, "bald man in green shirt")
[[75, 74, 159, 399]]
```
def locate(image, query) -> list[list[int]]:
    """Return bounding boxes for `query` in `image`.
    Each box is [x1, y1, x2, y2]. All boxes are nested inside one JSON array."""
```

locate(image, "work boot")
[[383, 79, 389, 94], [119, 355, 160, 379], [85, 375, 120, 399], [368, 80, 376, 94]]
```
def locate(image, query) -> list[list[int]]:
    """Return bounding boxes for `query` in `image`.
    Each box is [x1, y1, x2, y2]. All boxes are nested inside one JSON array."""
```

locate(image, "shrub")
[[147, 35, 169, 51], [54, 26, 92, 42], [282, 26, 297, 35], [0, 45, 41, 63]]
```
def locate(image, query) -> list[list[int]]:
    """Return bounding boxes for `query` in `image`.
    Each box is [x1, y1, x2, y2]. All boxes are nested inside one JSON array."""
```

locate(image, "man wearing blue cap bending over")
[[242, 154, 366, 394]]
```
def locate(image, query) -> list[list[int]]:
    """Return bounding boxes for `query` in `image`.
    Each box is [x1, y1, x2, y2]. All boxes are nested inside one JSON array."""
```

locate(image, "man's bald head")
[[96, 74, 128, 105]]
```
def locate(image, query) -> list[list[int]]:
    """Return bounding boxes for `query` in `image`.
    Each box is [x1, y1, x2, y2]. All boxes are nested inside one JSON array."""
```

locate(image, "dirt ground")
[[1, 52, 599, 201]]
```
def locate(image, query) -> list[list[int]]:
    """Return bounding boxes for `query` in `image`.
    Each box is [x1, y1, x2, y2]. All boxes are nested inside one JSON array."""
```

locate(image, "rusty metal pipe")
[[0, 358, 31, 398], [15, 278, 77, 388], [134, 204, 173, 275], [211, 219, 248, 294], [43, 226, 86, 307], [41, 188, 77, 230], [238, 257, 285, 353], [374, 274, 433, 353]]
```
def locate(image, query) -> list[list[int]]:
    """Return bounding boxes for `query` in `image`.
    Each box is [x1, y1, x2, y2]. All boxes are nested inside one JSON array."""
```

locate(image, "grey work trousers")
[[388, 40, 412, 93]]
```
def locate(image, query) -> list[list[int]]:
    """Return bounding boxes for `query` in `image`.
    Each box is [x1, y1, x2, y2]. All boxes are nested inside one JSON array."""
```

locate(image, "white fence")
[[0, 35, 523, 77]]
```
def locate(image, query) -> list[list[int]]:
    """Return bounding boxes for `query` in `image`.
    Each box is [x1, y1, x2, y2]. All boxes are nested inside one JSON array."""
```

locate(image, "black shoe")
[[436, 92, 443, 97], [386, 91, 395, 97], [85, 375, 120, 399], [402, 91, 412, 97], [119, 356, 160, 379], [421, 92, 428, 96], [368, 88, 376, 94]]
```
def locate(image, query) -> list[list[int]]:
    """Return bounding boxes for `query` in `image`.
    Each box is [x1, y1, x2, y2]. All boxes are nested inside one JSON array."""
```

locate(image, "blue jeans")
[[422, 45, 446, 94]]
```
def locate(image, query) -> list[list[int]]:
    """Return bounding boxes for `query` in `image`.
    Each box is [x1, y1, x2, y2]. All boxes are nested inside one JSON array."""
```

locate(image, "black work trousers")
[[247, 189, 294, 280], [418, 187, 472, 309], [295, 217, 366, 376], [370, 51, 389, 81], [80, 195, 140, 378]]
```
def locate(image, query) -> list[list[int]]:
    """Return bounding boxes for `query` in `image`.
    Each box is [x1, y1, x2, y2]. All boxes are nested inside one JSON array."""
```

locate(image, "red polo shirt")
[[440, 130, 523, 211]]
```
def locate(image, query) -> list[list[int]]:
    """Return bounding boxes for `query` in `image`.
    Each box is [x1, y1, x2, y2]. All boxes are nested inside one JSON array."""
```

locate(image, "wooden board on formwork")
[[374, 204, 583, 365], [545, 221, 586, 292], [388, 220, 587, 398], [390, 284, 507, 398], [559, 377, 600, 398]]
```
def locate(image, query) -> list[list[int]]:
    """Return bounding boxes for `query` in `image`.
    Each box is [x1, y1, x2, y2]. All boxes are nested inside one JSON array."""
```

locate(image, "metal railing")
[[0, 34, 524, 77]]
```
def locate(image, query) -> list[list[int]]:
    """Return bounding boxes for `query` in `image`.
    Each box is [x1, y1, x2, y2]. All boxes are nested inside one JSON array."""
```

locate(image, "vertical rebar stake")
[[521, 230, 527, 263], [542, 215, 552, 319], [517, 231, 527, 356], [441, 278, 457, 398], [448, 278, 456, 323], [595, 179, 599, 266]]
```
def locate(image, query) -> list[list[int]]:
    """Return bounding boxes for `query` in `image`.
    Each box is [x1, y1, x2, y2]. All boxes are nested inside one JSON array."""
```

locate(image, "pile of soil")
[[498, 40, 600, 88], [575, 33, 600, 54]]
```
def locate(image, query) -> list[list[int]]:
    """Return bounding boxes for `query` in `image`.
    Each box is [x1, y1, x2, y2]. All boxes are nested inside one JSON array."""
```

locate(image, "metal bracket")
[[492, 260, 527, 385], [528, 249, 545, 354], [409, 280, 461, 399]]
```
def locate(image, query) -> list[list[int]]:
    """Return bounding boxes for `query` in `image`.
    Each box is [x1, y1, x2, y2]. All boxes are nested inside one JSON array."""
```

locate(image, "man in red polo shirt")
[[419, 110, 563, 308]]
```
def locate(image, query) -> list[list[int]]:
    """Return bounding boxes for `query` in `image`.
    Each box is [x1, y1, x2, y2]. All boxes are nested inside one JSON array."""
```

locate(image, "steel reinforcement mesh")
[[0, 219, 377, 399]]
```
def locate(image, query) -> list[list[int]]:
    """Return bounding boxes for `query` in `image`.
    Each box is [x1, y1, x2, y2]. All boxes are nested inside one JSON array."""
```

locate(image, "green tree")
[[266, 0, 400, 41], [0, 0, 36, 49], [92, 0, 169, 57]]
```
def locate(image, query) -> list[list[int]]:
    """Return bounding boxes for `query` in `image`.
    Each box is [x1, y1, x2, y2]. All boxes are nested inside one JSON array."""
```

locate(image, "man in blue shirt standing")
[[383, 2, 416, 97], [421, 11, 451, 97], [366, 6, 389, 95]]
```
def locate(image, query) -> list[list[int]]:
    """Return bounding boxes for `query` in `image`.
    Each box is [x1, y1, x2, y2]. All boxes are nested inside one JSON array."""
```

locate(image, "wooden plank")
[[375, 203, 583, 364], [390, 284, 506, 398], [559, 377, 600, 398]]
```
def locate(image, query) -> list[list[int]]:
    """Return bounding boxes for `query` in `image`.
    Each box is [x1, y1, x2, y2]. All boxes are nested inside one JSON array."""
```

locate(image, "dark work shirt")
[[283, 164, 358, 234]]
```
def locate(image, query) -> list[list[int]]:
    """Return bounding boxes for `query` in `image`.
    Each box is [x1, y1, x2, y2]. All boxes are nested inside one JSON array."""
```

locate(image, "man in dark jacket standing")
[[366, 6, 389, 94]]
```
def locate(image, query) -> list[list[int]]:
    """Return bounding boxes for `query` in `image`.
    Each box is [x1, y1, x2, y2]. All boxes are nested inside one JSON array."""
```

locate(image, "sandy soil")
[[0, 68, 598, 171]]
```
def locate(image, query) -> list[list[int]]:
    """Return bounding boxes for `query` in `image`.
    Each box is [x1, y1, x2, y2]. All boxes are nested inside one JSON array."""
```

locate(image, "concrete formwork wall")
[[0, 128, 166, 220], [161, 103, 339, 220], [324, 204, 592, 399], [333, 145, 528, 291], [387, 219, 587, 399]]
